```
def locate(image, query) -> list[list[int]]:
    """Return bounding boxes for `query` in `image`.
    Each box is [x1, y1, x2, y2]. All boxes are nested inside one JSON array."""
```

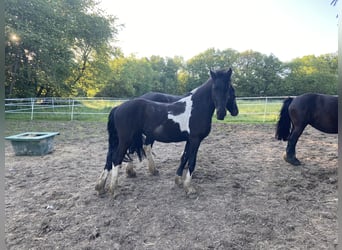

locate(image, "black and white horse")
[[127, 89, 239, 176], [95, 68, 236, 195]]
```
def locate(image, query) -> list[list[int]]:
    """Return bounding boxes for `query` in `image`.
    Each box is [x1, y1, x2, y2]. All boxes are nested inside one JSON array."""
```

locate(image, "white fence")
[[5, 96, 287, 122], [5, 97, 123, 120]]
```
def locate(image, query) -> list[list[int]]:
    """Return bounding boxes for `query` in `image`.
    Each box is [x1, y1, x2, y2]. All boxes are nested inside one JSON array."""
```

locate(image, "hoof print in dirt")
[[126, 169, 137, 178], [89, 228, 100, 240], [151, 169, 160, 176], [232, 182, 242, 189]]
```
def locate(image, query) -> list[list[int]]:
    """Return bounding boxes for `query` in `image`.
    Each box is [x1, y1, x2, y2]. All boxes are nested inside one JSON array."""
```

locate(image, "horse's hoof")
[[109, 181, 118, 195], [175, 176, 183, 187], [109, 186, 115, 195], [283, 153, 301, 166], [95, 186, 106, 195], [95, 182, 105, 194], [185, 185, 197, 195]]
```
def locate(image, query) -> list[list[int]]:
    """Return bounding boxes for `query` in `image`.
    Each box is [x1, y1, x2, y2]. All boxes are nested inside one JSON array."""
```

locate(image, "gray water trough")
[[5, 132, 60, 156]]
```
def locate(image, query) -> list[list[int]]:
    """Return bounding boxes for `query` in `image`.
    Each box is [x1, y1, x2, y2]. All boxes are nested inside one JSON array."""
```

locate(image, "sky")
[[99, 0, 340, 62]]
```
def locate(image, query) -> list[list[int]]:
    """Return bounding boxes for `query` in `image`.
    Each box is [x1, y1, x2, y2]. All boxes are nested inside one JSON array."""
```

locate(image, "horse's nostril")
[[231, 109, 239, 116]]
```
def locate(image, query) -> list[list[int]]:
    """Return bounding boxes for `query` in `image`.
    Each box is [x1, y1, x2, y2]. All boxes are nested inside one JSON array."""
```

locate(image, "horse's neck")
[[191, 81, 215, 112]]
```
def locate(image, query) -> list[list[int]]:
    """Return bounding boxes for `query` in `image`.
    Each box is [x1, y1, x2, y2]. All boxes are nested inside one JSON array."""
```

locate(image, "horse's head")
[[210, 68, 237, 120]]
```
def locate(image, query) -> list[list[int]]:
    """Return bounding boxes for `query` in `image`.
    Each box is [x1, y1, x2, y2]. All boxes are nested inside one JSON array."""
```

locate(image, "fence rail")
[[5, 96, 289, 123]]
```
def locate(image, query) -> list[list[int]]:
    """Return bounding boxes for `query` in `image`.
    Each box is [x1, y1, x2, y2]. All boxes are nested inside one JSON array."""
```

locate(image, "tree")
[[186, 48, 239, 91], [283, 54, 338, 95], [5, 0, 119, 97], [149, 56, 185, 95], [96, 55, 155, 98], [233, 50, 285, 96]]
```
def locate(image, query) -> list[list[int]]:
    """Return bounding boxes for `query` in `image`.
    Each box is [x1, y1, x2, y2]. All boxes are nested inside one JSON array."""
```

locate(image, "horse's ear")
[[226, 68, 232, 77], [210, 69, 216, 80]]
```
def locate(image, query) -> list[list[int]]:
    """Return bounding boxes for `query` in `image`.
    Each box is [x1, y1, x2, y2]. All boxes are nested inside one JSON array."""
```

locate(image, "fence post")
[[263, 96, 268, 123], [30, 98, 35, 120], [71, 99, 75, 121]]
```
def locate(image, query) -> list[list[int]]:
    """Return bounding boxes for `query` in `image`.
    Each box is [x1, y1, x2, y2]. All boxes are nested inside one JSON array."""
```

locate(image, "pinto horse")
[[140, 90, 239, 117], [128, 90, 239, 175], [275, 93, 337, 165], [95, 68, 235, 195]]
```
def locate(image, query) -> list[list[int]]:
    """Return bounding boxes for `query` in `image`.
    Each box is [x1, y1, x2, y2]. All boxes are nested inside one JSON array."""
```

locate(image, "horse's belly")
[[311, 123, 338, 134], [152, 124, 188, 143]]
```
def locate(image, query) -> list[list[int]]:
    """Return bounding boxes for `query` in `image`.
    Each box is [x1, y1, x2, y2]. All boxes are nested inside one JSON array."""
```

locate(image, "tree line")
[[5, 0, 338, 98]]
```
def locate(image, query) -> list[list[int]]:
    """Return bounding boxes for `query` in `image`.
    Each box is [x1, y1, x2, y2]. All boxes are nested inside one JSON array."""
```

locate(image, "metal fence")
[[5, 96, 288, 122]]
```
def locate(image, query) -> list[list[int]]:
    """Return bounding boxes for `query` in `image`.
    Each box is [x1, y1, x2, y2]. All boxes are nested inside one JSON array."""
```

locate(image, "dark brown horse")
[[275, 93, 337, 165]]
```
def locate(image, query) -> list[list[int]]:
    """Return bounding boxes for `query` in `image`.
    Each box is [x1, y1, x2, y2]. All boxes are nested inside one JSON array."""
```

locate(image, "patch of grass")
[[5, 98, 283, 124], [80, 99, 122, 110]]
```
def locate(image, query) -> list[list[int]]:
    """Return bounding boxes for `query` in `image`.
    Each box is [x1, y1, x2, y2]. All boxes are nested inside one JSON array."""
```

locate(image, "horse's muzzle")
[[230, 109, 239, 116], [216, 109, 226, 120]]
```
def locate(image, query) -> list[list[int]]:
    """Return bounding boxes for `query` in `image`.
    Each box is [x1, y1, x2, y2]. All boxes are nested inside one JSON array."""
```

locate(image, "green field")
[[5, 98, 283, 123], [226, 99, 282, 123]]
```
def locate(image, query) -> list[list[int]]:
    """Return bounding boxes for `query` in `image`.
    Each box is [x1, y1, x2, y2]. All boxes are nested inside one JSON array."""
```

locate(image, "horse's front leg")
[[175, 142, 190, 187], [183, 138, 201, 195], [175, 139, 201, 194]]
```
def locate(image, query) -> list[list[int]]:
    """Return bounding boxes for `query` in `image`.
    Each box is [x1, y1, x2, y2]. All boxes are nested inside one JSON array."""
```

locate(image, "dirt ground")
[[5, 121, 337, 250]]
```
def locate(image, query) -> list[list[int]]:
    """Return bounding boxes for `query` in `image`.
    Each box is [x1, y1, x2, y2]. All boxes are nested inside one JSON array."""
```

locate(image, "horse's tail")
[[275, 97, 293, 141], [107, 107, 119, 155], [107, 107, 145, 162]]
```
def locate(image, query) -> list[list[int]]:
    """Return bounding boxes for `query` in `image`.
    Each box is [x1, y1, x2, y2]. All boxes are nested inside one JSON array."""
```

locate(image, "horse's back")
[[289, 93, 337, 133], [114, 99, 149, 132], [140, 92, 182, 103]]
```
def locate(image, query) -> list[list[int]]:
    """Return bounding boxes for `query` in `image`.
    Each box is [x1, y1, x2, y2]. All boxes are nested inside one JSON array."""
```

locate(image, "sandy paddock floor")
[[5, 121, 337, 249]]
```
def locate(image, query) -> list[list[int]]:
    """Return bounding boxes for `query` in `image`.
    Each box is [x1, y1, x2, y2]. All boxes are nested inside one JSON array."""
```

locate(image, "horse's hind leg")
[[109, 165, 120, 195], [95, 169, 109, 195], [95, 150, 113, 194], [109, 142, 131, 195], [144, 144, 159, 175], [284, 125, 306, 166]]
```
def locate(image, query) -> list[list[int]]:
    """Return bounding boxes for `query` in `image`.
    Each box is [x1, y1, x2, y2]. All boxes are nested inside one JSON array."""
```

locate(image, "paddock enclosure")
[[5, 121, 337, 249]]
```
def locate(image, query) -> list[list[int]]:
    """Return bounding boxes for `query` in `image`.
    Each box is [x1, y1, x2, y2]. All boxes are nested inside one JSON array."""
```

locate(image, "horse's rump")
[[290, 93, 338, 134]]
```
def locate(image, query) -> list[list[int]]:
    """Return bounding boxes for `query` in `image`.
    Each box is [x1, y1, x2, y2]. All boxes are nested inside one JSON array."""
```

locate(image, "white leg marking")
[[183, 169, 196, 194], [95, 169, 109, 194], [109, 165, 120, 194], [144, 145, 158, 175], [183, 169, 192, 188]]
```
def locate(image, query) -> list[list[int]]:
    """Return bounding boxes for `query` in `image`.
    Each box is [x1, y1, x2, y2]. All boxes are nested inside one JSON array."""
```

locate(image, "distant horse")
[[275, 93, 337, 165], [128, 90, 239, 175], [95, 68, 235, 195]]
